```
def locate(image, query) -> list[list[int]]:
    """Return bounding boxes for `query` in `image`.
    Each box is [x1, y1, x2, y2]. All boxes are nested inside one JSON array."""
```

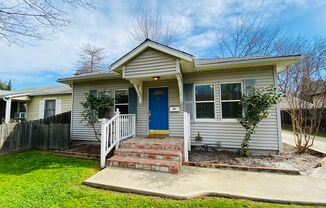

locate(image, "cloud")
[[0, 0, 323, 89]]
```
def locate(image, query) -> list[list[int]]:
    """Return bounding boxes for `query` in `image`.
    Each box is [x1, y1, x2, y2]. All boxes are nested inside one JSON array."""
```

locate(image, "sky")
[[0, 0, 326, 90]]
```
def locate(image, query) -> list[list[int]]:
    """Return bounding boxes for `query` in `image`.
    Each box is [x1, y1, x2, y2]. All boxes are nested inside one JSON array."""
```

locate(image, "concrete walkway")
[[85, 165, 326, 205], [282, 131, 326, 154]]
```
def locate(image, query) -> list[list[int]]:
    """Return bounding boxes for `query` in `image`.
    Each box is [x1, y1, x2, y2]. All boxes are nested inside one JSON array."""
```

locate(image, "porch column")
[[176, 73, 183, 104], [4, 98, 11, 123], [130, 80, 143, 105]]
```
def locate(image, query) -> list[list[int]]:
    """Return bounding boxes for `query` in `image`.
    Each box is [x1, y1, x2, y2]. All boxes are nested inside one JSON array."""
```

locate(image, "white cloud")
[[0, 0, 323, 89]]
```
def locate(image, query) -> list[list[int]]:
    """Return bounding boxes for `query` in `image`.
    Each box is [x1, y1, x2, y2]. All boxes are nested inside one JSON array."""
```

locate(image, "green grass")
[[0, 151, 323, 208]]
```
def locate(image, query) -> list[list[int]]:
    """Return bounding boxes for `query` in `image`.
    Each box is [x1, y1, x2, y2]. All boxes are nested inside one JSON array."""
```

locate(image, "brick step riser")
[[114, 152, 182, 163], [119, 143, 182, 151], [109, 160, 179, 174]]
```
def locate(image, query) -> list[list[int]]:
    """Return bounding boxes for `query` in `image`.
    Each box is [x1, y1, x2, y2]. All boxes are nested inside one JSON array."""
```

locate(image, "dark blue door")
[[149, 87, 168, 130]]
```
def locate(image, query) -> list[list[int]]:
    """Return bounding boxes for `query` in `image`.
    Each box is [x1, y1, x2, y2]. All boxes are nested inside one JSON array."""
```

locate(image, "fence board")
[[0, 112, 71, 155]]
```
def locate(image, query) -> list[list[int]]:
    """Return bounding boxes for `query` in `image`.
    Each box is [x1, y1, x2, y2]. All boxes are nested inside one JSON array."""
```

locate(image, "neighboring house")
[[58, 39, 302, 155], [0, 85, 72, 123], [280, 95, 314, 111]]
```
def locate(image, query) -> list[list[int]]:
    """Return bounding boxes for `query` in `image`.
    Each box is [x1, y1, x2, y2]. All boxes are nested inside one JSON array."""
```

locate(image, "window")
[[221, 83, 242, 119], [44, 99, 56, 118], [195, 84, 215, 119], [89, 89, 97, 97], [115, 90, 128, 114]]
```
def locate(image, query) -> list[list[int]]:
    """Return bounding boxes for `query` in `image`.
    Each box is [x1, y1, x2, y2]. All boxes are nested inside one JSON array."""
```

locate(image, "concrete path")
[[85, 165, 326, 205], [282, 131, 326, 154]]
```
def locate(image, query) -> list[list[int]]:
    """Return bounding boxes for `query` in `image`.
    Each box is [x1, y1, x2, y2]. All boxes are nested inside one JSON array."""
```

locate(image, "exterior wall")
[[183, 66, 280, 151], [137, 80, 184, 137], [124, 48, 177, 78], [27, 94, 72, 120], [70, 66, 280, 151], [71, 79, 131, 141]]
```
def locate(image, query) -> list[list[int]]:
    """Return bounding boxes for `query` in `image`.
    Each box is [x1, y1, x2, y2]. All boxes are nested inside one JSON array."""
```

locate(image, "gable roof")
[[0, 85, 71, 99], [110, 39, 194, 71]]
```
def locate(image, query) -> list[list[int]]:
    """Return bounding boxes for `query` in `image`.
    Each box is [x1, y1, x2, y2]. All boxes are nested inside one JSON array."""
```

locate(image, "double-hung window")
[[44, 99, 56, 118], [220, 83, 242, 119], [114, 89, 128, 114], [195, 84, 215, 119]]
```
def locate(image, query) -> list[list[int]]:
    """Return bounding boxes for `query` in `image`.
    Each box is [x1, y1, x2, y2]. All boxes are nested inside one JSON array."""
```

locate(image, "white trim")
[[219, 82, 242, 120], [273, 66, 283, 152], [70, 83, 74, 141], [147, 86, 169, 133], [111, 41, 193, 71], [194, 83, 216, 121], [43, 98, 57, 119], [111, 89, 129, 113]]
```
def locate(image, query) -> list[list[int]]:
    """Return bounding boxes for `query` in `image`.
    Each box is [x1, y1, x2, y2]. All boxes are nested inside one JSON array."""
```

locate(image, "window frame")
[[194, 83, 216, 121], [44, 98, 57, 118], [113, 89, 129, 114], [219, 81, 243, 121]]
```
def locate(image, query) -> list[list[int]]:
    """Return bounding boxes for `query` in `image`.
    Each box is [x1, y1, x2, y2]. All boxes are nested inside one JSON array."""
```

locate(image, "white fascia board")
[[111, 42, 193, 71]]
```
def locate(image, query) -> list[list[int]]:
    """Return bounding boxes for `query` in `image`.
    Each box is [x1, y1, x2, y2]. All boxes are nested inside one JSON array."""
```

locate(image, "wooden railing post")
[[100, 119, 107, 168], [183, 112, 190, 162], [115, 109, 120, 150]]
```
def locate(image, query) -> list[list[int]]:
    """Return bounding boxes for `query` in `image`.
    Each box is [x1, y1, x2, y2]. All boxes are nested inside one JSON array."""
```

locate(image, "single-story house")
[[0, 85, 72, 123], [58, 39, 302, 173]]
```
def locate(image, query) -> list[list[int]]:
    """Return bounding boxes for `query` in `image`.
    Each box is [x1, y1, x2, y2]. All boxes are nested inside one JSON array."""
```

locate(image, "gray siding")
[[125, 48, 177, 78], [184, 66, 279, 151], [71, 65, 280, 151], [137, 80, 183, 137], [71, 79, 131, 141]]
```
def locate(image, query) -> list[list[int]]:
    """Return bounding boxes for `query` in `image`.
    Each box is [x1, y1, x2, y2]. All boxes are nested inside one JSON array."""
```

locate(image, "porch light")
[[152, 76, 160, 81]]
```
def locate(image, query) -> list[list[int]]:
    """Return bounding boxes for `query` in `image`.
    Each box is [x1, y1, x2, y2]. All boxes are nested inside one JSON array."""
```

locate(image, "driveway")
[[282, 131, 326, 154]]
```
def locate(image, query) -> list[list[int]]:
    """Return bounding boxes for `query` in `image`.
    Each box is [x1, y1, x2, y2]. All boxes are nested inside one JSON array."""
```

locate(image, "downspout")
[[3, 97, 12, 124]]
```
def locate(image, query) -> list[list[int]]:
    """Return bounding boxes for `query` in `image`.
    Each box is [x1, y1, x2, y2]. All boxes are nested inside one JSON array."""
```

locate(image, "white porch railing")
[[183, 112, 191, 162], [100, 109, 136, 168]]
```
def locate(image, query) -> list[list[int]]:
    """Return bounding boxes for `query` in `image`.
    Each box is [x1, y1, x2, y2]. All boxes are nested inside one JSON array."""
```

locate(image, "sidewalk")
[[282, 131, 326, 154], [85, 165, 326, 205]]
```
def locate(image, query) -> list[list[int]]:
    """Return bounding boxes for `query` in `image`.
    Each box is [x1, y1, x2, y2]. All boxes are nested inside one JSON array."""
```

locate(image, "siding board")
[[125, 48, 177, 78]]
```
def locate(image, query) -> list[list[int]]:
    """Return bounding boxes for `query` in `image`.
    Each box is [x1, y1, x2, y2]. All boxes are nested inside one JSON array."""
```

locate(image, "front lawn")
[[0, 151, 322, 208]]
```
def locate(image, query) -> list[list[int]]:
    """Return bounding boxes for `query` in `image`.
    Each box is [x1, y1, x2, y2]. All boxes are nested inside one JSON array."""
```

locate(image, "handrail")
[[100, 109, 136, 168]]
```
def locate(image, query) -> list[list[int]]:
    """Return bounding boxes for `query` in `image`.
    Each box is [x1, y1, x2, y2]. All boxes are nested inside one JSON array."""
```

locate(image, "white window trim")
[[113, 89, 129, 112], [219, 82, 243, 121], [194, 83, 216, 121], [43, 98, 57, 118]]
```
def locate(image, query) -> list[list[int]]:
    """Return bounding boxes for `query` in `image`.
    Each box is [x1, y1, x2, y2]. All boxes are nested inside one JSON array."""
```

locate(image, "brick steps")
[[119, 140, 182, 151], [108, 156, 180, 174], [106, 137, 183, 174], [114, 148, 182, 163]]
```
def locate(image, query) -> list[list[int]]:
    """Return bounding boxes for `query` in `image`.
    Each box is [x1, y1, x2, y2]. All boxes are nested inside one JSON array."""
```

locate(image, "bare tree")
[[216, 16, 283, 57], [278, 37, 326, 153], [0, 0, 96, 45], [76, 43, 106, 74], [129, 8, 175, 45]]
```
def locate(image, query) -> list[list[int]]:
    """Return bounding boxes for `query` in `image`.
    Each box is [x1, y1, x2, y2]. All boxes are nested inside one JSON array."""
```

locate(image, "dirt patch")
[[189, 143, 324, 175], [64, 144, 101, 155]]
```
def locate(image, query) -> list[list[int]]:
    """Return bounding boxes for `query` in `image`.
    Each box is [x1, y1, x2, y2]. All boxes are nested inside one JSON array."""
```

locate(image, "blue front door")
[[149, 87, 168, 130]]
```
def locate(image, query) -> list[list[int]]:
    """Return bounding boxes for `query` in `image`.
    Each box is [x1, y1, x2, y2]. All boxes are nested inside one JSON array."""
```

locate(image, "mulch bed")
[[189, 143, 324, 175], [54, 144, 112, 160]]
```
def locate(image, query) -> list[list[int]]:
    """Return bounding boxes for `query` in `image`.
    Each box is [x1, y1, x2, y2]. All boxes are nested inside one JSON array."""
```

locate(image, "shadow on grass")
[[0, 150, 99, 175]]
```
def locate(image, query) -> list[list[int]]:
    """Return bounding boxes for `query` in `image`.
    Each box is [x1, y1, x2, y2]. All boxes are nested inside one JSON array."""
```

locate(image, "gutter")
[[195, 55, 304, 69]]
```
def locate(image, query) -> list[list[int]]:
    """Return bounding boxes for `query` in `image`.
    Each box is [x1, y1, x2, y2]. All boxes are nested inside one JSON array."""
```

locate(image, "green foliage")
[[81, 91, 114, 141], [238, 86, 283, 157], [0, 151, 315, 208], [0, 79, 12, 90]]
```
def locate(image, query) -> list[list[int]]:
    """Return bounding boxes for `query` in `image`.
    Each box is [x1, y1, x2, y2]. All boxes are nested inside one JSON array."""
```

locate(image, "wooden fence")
[[0, 112, 71, 155]]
